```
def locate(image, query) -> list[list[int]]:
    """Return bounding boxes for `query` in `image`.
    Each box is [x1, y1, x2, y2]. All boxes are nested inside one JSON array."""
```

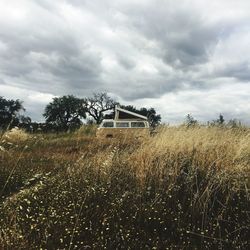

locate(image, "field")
[[0, 126, 249, 249]]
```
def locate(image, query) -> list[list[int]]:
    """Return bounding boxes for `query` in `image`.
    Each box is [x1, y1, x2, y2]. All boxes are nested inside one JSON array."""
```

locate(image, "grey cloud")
[[0, 7, 103, 95], [164, 25, 219, 68], [111, 76, 187, 101], [214, 62, 250, 81], [116, 54, 136, 70], [118, 3, 220, 69], [0, 0, 250, 123]]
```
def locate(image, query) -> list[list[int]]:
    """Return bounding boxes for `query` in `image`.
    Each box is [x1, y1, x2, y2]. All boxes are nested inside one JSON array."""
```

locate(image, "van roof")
[[114, 106, 148, 121]]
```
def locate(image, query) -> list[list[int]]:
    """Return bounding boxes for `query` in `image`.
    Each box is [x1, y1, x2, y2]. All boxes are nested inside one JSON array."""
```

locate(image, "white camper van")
[[96, 106, 150, 138]]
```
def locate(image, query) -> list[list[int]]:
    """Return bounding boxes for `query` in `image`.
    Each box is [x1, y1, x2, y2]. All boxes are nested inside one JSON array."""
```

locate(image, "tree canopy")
[[209, 114, 225, 126], [0, 96, 25, 129], [43, 95, 86, 131], [83, 92, 117, 124], [185, 114, 198, 127]]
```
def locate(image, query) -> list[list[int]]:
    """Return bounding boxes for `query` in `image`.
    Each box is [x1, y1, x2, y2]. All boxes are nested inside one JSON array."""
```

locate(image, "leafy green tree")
[[43, 95, 86, 131], [83, 92, 116, 124], [0, 96, 25, 129], [105, 105, 161, 128]]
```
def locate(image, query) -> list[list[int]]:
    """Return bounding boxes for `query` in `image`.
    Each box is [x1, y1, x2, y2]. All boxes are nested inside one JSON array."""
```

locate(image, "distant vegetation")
[[0, 125, 249, 248], [0, 96, 30, 130], [0, 93, 161, 132], [0, 93, 247, 133]]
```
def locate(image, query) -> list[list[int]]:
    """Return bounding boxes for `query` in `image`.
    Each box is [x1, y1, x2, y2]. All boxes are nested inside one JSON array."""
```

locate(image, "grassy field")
[[0, 125, 249, 249]]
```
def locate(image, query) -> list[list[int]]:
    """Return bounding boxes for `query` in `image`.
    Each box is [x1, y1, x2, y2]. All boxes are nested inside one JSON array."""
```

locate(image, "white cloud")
[[0, 84, 55, 121]]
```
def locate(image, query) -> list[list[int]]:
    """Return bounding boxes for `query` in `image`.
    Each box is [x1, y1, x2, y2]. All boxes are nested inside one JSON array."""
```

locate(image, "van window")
[[116, 122, 129, 128], [103, 122, 114, 127], [131, 122, 145, 128]]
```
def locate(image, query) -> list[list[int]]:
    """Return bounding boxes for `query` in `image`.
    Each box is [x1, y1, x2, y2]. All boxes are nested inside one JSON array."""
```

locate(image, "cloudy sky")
[[1, 0, 250, 124]]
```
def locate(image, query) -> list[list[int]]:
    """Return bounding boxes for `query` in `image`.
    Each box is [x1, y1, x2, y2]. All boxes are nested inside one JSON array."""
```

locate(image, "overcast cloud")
[[0, 0, 250, 123]]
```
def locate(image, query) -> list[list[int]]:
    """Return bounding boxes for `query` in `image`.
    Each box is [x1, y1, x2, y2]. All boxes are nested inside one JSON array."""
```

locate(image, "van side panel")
[[96, 128, 150, 138]]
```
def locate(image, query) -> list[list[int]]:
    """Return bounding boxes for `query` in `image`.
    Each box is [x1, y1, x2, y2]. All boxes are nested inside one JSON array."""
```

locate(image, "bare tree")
[[83, 92, 116, 124]]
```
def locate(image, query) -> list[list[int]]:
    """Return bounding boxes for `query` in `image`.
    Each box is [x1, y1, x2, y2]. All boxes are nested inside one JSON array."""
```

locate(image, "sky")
[[0, 0, 250, 124]]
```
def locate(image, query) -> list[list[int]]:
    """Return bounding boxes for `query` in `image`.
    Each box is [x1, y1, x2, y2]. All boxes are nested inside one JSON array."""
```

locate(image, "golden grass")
[[2, 127, 31, 143], [131, 126, 250, 179], [0, 125, 249, 248]]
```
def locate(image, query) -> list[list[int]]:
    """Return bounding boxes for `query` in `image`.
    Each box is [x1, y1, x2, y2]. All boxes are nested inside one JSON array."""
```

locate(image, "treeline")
[[0, 93, 161, 133], [184, 113, 244, 128], [0, 93, 245, 133]]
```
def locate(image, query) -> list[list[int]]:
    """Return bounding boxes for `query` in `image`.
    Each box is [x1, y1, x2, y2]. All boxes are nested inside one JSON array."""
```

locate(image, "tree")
[[18, 115, 32, 131], [209, 114, 225, 127], [43, 95, 86, 131], [185, 114, 198, 127], [105, 105, 161, 128], [217, 114, 225, 125], [0, 96, 25, 129], [83, 92, 116, 124]]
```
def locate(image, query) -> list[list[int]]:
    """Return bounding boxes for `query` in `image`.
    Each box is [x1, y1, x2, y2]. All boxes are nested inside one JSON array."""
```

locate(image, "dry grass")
[[131, 126, 250, 183], [0, 125, 249, 249], [1, 127, 31, 143]]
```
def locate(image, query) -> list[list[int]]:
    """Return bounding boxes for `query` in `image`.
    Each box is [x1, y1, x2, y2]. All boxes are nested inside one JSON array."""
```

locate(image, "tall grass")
[[0, 126, 249, 248]]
